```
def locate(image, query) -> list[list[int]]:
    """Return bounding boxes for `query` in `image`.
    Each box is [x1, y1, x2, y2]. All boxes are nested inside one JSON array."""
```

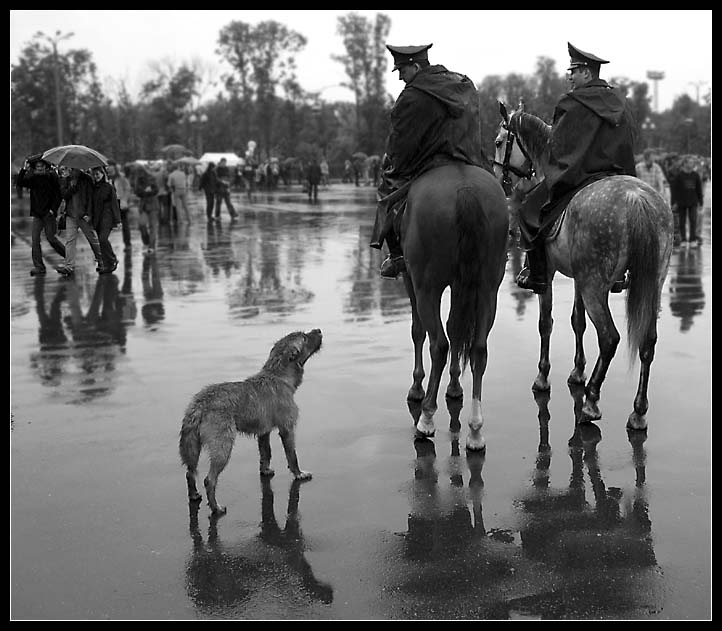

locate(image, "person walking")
[[90, 166, 121, 274], [16, 155, 66, 276], [306, 157, 322, 202], [199, 162, 217, 222], [635, 149, 668, 198], [214, 157, 238, 220], [133, 165, 160, 253], [168, 162, 192, 223], [107, 160, 133, 250], [319, 157, 330, 187], [56, 166, 105, 276], [670, 155, 704, 247]]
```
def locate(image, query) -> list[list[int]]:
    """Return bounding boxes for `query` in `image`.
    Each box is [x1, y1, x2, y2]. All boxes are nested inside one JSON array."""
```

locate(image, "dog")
[[179, 328, 322, 515]]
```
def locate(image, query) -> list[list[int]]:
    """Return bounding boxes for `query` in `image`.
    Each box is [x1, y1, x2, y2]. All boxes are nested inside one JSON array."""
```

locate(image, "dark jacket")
[[215, 164, 232, 193], [199, 165, 217, 193], [670, 169, 703, 208], [17, 168, 62, 218], [91, 178, 121, 230], [381, 64, 490, 190], [546, 78, 637, 202], [60, 171, 95, 221], [306, 162, 322, 185], [133, 169, 160, 213]]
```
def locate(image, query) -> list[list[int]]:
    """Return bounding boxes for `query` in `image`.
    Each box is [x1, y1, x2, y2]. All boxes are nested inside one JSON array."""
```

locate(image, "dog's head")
[[264, 329, 323, 387]]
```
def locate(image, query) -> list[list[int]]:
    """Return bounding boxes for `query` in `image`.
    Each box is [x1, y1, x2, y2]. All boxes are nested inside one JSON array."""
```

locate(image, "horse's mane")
[[516, 111, 552, 169]]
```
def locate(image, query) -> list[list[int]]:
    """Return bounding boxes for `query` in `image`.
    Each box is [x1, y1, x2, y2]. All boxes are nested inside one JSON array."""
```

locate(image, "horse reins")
[[493, 114, 536, 195]]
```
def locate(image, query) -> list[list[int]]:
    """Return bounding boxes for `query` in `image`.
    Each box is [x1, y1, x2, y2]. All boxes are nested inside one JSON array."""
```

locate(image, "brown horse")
[[400, 163, 509, 450], [493, 104, 673, 429]]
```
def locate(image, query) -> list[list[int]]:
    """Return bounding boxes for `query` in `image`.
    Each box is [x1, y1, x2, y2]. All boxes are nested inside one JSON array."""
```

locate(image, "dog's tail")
[[179, 404, 203, 472]]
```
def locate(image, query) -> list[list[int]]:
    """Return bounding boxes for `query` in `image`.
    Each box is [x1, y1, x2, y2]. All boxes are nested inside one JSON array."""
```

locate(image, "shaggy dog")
[[179, 329, 322, 515]]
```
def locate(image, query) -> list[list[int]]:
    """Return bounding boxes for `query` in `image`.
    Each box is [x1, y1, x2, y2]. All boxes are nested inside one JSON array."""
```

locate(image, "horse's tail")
[[625, 189, 667, 355], [450, 186, 489, 369]]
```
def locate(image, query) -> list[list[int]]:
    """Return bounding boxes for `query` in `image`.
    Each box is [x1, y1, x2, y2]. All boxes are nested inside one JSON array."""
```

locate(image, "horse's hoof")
[[416, 414, 435, 437], [626, 411, 648, 431], [465, 437, 486, 452], [581, 400, 602, 422]]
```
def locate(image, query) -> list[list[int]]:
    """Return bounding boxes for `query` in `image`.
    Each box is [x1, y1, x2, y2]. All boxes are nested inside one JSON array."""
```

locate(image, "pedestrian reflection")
[[507, 243, 534, 318], [668, 246, 705, 332], [29, 275, 69, 386], [141, 253, 164, 326], [202, 220, 238, 278], [118, 250, 137, 328], [185, 477, 333, 614]]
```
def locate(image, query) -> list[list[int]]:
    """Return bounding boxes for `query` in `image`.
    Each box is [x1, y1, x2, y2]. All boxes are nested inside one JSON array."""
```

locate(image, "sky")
[[10, 10, 712, 113]]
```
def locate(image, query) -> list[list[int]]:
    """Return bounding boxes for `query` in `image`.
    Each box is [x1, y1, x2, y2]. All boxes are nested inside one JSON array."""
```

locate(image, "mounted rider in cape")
[[513, 42, 638, 294], [369, 43, 492, 279]]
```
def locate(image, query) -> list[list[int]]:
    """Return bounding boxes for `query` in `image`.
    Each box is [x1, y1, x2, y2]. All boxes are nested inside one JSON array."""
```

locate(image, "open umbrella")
[[175, 156, 200, 166], [160, 144, 192, 159], [42, 144, 109, 170], [352, 151, 368, 162]]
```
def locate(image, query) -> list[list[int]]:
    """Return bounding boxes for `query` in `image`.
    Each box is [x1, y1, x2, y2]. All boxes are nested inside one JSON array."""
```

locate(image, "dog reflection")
[[185, 477, 333, 613]]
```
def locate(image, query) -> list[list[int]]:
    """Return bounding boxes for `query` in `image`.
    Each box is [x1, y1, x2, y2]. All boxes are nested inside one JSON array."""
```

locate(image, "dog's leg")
[[258, 432, 275, 477], [279, 429, 312, 481], [186, 469, 202, 502], [204, 444, 233, 515]]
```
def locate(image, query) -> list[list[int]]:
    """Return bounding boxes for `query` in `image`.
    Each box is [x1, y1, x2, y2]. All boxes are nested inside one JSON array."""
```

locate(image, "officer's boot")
[[516, 246, 548, 294], [380, 229, 406, 279], [369, 200, 390, 250]]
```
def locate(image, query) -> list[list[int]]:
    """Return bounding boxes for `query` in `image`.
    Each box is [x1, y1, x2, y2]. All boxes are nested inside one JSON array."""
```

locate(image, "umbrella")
[[352, 151, 368, 162], [42, 144, 109, 170], [160, 144, 192, 159], [175, 156, 200, 165]]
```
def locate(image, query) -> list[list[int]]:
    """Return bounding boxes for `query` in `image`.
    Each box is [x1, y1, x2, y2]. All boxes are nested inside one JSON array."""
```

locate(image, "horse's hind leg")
[[445, 285, 463, 400], [578, 289, 620, 422], [627, 322, 657, 431], [415, 287, 448, 436], [568, 285, 587, 386], [403, 273, 426, 402]]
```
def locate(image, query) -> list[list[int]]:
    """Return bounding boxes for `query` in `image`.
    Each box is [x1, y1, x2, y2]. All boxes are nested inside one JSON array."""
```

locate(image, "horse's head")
[[492, 101, 536, 196]]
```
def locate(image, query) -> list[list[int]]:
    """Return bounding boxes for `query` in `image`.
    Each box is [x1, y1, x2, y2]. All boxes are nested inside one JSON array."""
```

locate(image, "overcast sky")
[[10, 10, 712, 113]]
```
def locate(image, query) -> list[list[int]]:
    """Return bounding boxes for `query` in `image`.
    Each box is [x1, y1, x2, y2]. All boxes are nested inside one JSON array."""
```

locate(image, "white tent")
[[198, 152, 243, 167]]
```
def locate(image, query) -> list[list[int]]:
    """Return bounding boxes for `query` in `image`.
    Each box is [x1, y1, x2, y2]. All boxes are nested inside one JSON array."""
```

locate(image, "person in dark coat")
[[16, 156, 65, 275], [670, 155, 704, 246], [369, 43, 491, 279], [306, 157, 322, 202], [90, 166, 121, 274], [198, 162, 218, 222], [514, 43, 638, 294]]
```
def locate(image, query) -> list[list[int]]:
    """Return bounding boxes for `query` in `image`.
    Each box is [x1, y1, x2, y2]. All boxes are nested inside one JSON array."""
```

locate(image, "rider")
[[514, 42, 638, 294], [369, 43, 492, 279]]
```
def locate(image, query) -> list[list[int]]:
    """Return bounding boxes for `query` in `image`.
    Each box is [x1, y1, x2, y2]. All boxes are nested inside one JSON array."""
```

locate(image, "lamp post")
[[646, 70, 665, 113], [189, 112, 208, 156], [641, 118, 656, 150], [39, 30, 74, 145]]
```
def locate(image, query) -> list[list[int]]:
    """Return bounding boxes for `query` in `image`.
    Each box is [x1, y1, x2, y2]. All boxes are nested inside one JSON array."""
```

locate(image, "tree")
[[217, 20, 307, 158], [333, 12, 391, 154]]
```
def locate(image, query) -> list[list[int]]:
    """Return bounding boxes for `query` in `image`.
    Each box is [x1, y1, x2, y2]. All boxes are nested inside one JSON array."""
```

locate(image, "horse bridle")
[[493, 105, 536, 195]]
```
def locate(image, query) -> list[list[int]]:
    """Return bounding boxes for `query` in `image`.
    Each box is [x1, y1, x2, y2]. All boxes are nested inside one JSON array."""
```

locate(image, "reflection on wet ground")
[[10, 186, 710, 620]]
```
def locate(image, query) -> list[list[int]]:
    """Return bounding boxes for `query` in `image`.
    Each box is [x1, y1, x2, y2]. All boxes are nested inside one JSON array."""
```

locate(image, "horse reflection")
[[185, 477, 333, 614]]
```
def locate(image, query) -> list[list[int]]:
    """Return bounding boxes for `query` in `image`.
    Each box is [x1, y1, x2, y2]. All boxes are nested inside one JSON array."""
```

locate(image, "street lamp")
[[641, 117, 656, 150], [38, 30, 74, 145], [646, 70, 665, 113], [188, 112, 208, 156]]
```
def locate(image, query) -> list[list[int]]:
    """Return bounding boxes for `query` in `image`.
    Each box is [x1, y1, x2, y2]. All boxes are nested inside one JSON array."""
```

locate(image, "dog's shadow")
[[185, 477, 333, 612]]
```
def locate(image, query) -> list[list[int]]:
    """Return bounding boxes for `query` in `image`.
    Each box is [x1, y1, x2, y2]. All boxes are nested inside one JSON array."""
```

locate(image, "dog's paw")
[[294, 471, 312, 481]]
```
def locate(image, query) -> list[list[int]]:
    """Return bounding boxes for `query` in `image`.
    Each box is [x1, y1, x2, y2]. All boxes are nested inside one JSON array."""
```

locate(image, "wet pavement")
[[10, 183, 711, 620]]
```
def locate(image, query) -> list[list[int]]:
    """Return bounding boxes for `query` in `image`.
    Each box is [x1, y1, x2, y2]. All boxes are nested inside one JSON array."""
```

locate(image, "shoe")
[[55, 265, 73, 276], [516, 267, 547, 294], [610, 272, 630, 293], [30, 268, 46, 276], [369, 240, 383, 250], [380, 255, 406, 279]]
